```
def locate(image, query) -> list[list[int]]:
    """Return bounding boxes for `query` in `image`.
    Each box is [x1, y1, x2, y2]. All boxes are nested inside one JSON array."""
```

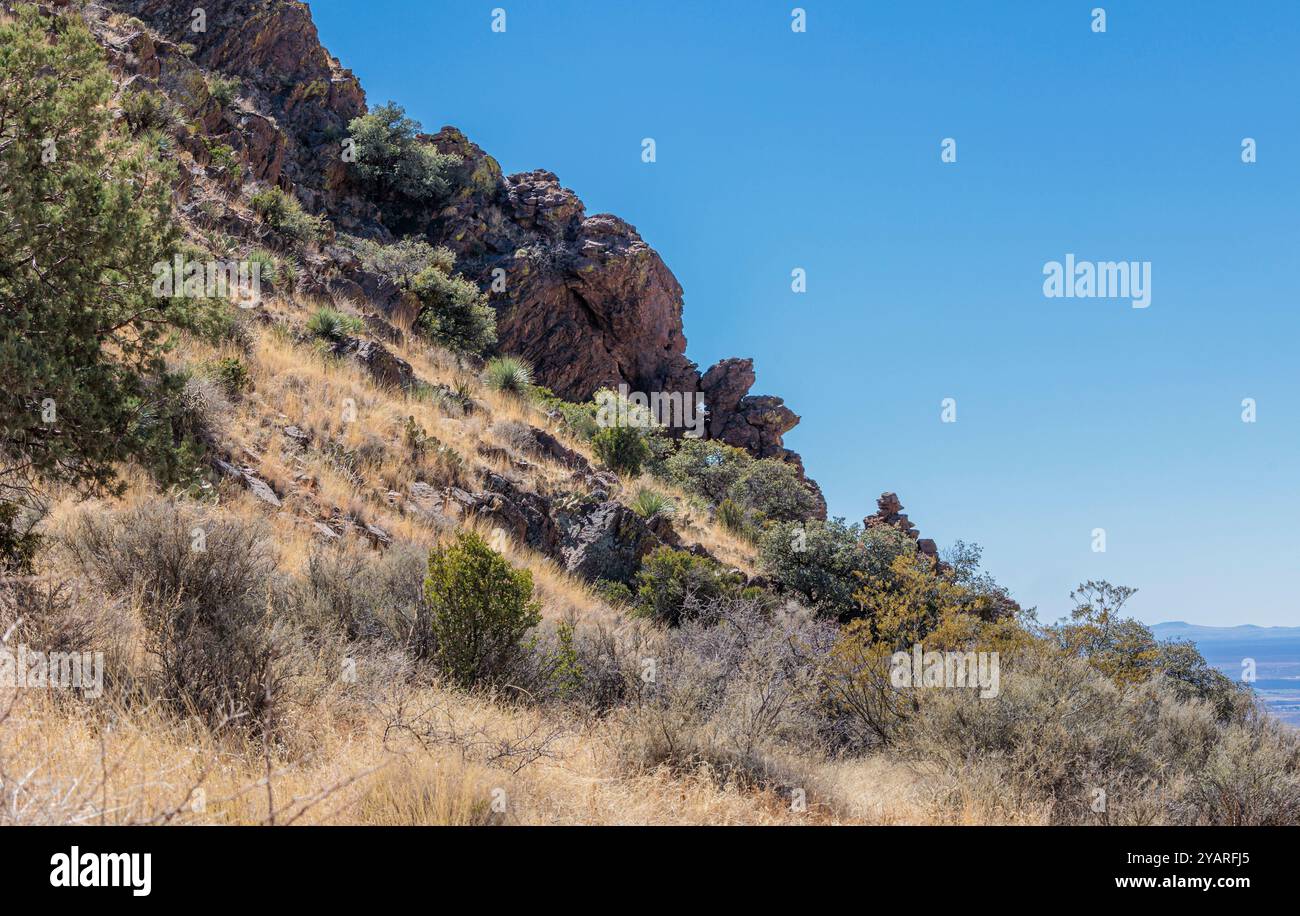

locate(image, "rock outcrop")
[[865, 492, 937, 559], [101, 0, 824, 510]]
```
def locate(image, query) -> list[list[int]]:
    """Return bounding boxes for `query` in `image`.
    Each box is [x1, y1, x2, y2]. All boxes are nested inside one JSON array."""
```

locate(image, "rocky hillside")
[[96, 0, 825, 515], [5, 2, 1294, 830]]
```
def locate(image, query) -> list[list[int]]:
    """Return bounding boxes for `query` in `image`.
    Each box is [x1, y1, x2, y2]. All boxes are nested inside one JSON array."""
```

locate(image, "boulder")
[[555, 499, 657, 586], [329, 336, 414, 390]]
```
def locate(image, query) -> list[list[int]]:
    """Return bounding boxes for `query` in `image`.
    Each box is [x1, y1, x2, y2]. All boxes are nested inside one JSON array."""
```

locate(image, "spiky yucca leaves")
[[483, 356, 534, 396], [630, 487, 674, 520]]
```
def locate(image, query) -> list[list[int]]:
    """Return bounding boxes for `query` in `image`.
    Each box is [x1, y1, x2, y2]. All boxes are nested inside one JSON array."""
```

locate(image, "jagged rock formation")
[[100, 0, 825, 514], [865, 492, 938, 559], [111, 0, 367, 214]]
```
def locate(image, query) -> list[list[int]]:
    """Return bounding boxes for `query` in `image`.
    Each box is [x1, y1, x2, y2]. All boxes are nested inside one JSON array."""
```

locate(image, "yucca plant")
[[483, 355, 534, 396], [630, 487, 674, 520], [306, 306, 362, 342], [716, 498, 750, 536]]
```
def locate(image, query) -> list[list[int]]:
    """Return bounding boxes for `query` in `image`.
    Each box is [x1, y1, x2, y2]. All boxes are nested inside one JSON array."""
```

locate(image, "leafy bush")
[[592, 425, 651, 476], [660, 439, 752, 504], [121, 88, 177, 134], [420, 531, 542, 689], [306, 306, 362, 342], [347, 102, 462, 205], [250, 186, 322, 244], [206, 73, 241, 107], [344, 235, 494, 354], [759, 519, 912, 620], [533, 388, 600, 440], [347, 235, 455, 289], [728, 459, 819, 524], [592, 578, 633, 607], [1049, 579, 1248, 720], [0, 500, 41, 574], [203, 356, 251, 399], [412, 266, 496, 355], [633, 547, 745, 627]]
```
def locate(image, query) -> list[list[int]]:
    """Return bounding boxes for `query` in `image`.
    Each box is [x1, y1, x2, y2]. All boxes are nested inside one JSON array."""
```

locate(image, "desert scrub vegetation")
[[633, 547, 748, 627], [250, 186, 322, 245], [2, 4, 1295, 827], [347, 102, 462, 212], [61, 499, 308, 734], [592, 424, 651, 476], [418, 530, 542, 690], [306, 306, 364, 342], [344, 234, 496, 355]]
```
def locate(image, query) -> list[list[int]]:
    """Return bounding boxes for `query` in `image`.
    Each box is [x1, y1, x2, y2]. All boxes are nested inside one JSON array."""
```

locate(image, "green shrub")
[[533, 388, 601, 440], [728, 459, 819, 524], [716, 498, 748, 535], [347, 102, 462, 204], [420, 531, 542, 689], [250, 186, 321, 244], [482, 356, 533, 396], [548, 620, 586, 700], [634, 547, 745, 627], [204, 356, 251, 399], [306, 306, 362, 342], [413, 266, 496, 355], [346, 235, 454, 289], [0, 500, 41, 574], [661, 438, 753, 504], [759, 519, 912, 620], [122, 89, 176, 134], [592, 578, 633, 607], [592, 425, 651, 476], [207, 73, 241, 107]]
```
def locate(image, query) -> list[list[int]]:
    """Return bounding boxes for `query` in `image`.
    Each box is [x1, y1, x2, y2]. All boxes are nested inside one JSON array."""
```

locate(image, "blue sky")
[[308, 1, 1300, 627]]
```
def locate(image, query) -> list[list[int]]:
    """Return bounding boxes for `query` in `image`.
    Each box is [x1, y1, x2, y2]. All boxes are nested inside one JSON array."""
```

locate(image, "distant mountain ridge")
[[1152, 622, 1300, 642]]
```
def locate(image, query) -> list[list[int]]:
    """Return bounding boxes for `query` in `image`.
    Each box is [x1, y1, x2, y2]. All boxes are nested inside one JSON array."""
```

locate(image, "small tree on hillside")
[[0, 7, 181, 499], [347, 102, 461, 204], [421, 531, 541, 689]]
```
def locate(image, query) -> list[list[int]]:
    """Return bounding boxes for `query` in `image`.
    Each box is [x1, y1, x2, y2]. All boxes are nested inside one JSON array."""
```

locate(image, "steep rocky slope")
[[99, 0, 826, 515]]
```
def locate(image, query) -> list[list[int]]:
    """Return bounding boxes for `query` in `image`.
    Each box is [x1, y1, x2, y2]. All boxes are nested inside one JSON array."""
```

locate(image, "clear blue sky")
[[308, 1, 1300, 627]]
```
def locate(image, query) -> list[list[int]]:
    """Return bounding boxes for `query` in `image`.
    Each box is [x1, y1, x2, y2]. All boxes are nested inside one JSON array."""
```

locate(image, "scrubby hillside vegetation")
[[2, 2, 1298, 826]]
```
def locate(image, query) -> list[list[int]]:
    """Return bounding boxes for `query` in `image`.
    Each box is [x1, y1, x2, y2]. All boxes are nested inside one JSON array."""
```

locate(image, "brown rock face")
[[423, 139, 699, 402], [107, 0, 824, 510], [112, 0, 366, 210]]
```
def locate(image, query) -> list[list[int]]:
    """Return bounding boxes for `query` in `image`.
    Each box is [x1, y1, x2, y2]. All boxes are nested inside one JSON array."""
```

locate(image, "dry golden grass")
[[3, 679, 1018, 825], [2, 291, 890, 827]]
